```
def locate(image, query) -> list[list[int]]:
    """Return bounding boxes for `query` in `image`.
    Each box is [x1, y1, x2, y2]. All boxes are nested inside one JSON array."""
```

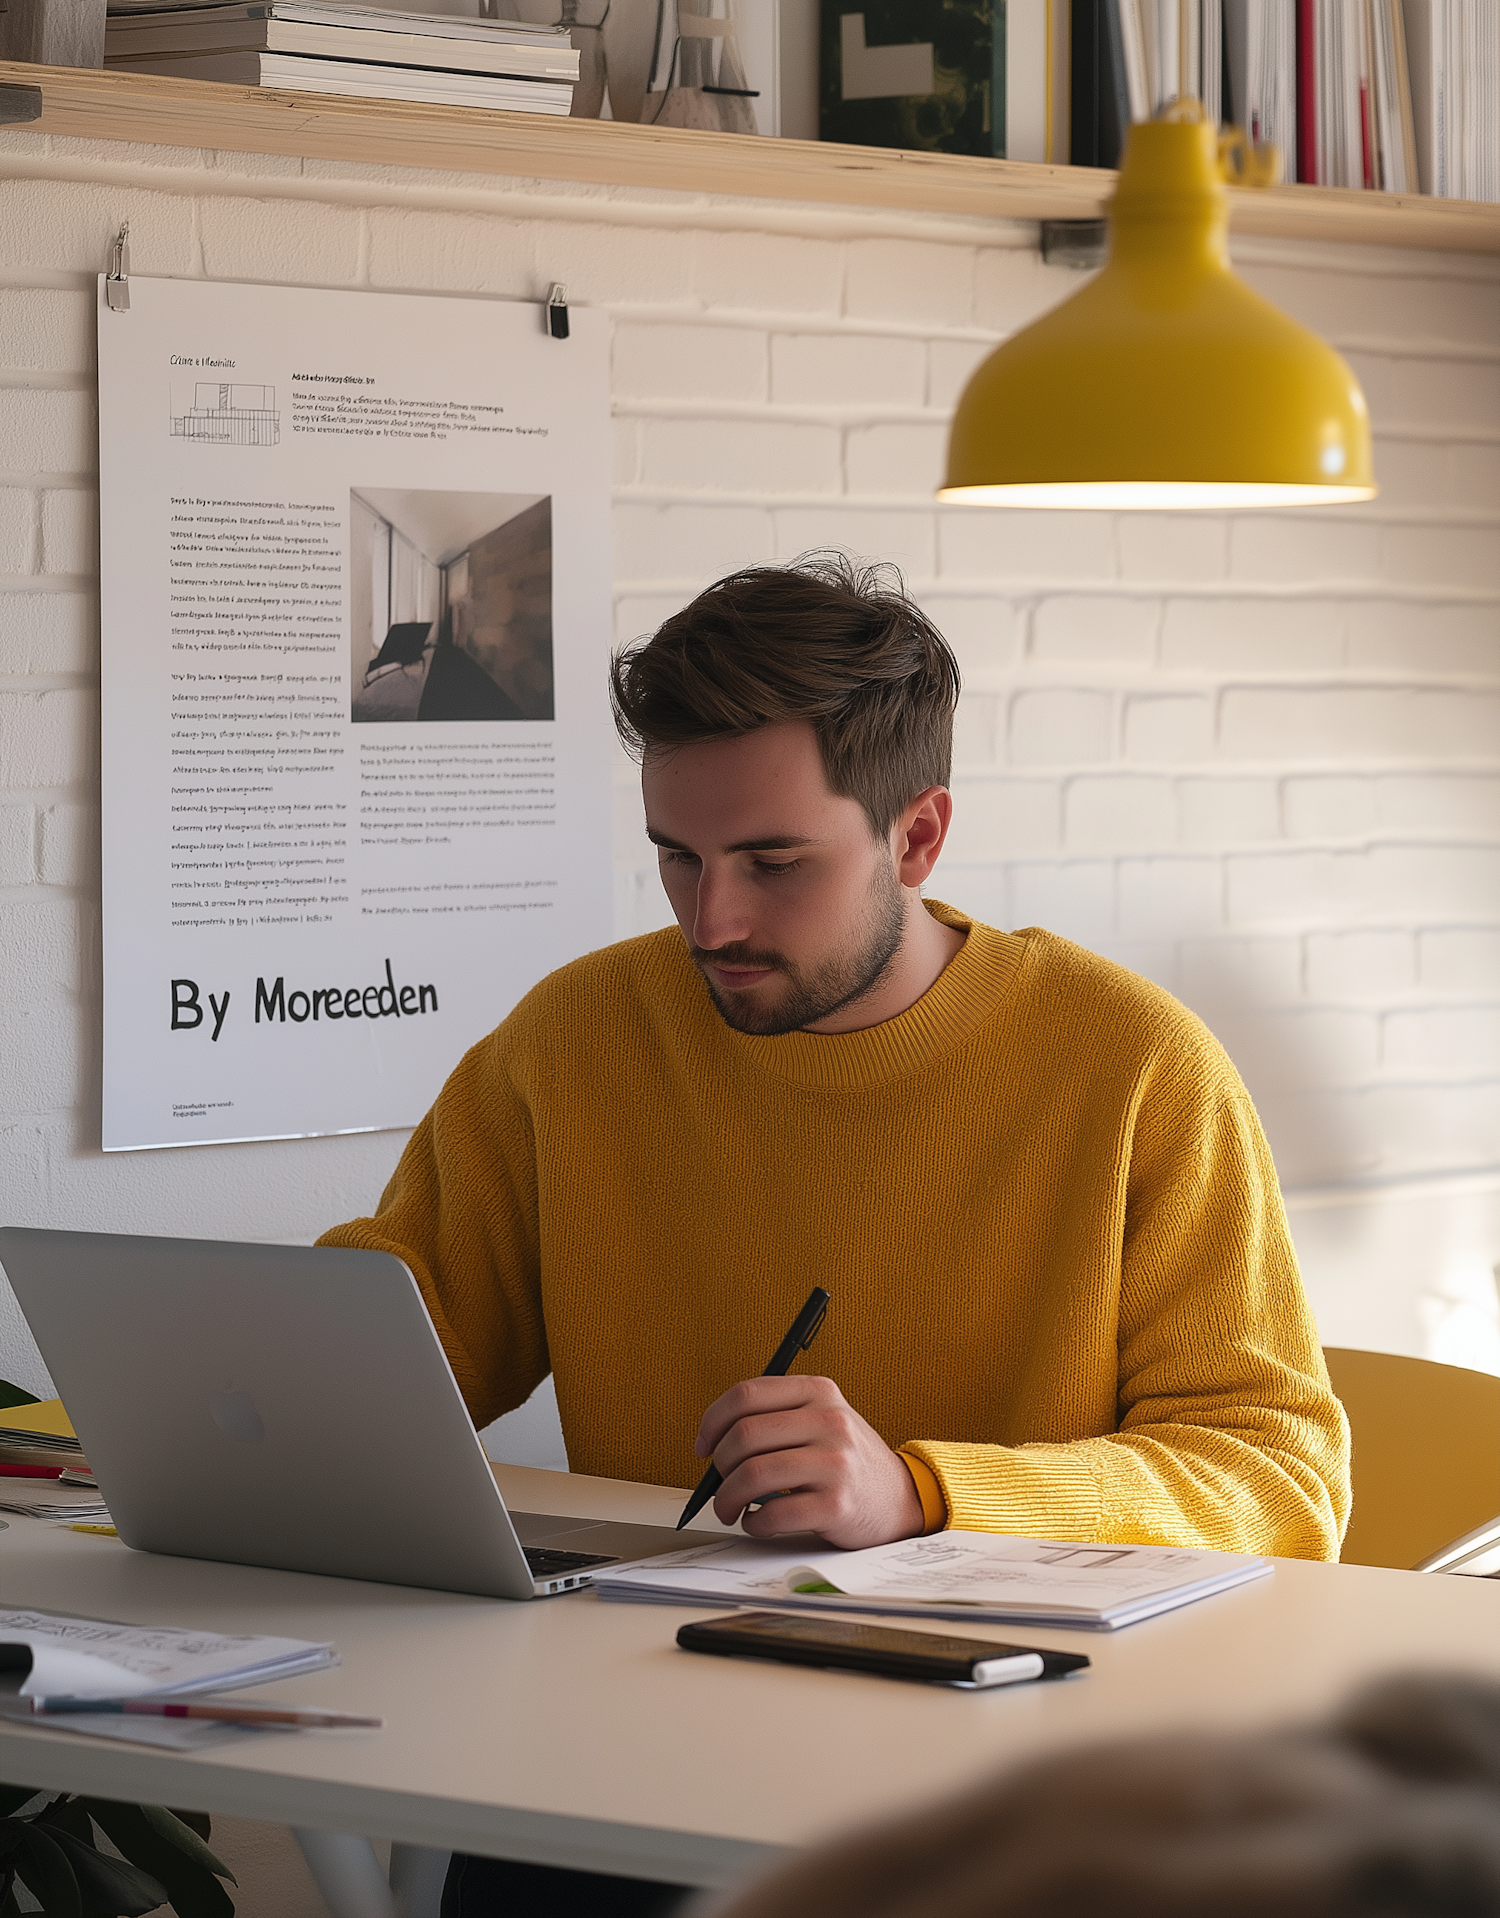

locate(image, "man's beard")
[[690, 862, 908, 1037]]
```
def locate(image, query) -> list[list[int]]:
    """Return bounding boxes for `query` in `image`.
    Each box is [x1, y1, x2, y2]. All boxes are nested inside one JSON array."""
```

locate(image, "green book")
[[820, 0, 1006, 158]]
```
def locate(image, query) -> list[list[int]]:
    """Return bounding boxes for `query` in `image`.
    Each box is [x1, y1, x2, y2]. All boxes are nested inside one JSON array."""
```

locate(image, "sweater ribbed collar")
[[717, 901, 1027, 1090]]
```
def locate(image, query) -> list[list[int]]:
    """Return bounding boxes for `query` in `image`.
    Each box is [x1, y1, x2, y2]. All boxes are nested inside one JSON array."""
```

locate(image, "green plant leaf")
[[0, 1378, 40, 1410], [11, 1824, 83, 1918], [0, 1787, 44, 1818], [163, 1814, 210, 1846], [43, 1827, 167, 1918], [0, 1826, 25, 1864], [138, 1808, 234, 1886], [83, 1804, 234, 1917]]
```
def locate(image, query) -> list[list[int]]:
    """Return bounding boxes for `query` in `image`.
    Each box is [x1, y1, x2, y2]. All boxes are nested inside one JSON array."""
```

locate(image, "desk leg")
[[292, 1829, 398, 1918], [390, 1843, 452, 1918]]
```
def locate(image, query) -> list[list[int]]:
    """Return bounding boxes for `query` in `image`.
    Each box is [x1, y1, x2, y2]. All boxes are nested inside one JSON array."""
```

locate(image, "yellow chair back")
[[1324, 1346, 1500, 1570]]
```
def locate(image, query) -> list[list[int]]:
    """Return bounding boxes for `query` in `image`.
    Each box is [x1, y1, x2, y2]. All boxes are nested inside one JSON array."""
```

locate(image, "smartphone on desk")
[[676, 1611, 1090, 1690]]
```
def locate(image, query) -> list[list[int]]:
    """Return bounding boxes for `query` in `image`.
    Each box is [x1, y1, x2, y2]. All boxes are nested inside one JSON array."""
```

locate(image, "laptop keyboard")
[[523, 1546, 618, 1577]]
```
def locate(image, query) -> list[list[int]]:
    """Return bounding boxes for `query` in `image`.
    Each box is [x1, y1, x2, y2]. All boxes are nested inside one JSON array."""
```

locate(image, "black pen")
[[676, 1287, 831, 1531]]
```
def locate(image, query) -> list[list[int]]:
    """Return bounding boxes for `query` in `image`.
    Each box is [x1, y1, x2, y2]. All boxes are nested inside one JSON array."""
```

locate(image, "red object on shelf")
[[0, 1463, 64, 1479], [1296, 0, 1317, 184]]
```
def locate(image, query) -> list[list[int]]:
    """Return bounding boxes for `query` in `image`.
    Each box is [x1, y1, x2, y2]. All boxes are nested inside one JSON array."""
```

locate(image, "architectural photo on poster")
[[349, 488, 554, 725]]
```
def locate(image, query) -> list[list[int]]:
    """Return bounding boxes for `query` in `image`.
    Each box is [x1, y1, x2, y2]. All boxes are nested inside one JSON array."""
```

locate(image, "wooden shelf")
[[4, 61, 1500, 255]]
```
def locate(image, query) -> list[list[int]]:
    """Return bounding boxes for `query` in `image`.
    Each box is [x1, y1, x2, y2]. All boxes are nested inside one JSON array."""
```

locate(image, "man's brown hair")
[[609, 554, 961, 836]]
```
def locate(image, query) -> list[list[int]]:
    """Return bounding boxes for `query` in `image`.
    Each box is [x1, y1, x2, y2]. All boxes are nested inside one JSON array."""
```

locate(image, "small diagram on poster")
[[97, 278, 613, 1152]]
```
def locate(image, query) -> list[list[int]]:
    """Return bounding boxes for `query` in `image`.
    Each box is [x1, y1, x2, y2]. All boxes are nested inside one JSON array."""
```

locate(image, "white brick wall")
[[0, 128, 1498, 1393]]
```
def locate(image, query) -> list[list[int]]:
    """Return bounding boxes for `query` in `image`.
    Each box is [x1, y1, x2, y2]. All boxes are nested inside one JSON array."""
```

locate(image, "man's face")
[[641, 721, 905, 1036]]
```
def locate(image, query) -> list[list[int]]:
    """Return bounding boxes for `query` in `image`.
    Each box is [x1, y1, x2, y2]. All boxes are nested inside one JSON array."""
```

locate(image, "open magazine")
[[595, 1531, 1271, 1630]]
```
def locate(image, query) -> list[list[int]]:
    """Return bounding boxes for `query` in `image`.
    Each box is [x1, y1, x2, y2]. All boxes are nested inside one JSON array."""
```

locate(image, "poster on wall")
[[96, 277, 613, 1152]]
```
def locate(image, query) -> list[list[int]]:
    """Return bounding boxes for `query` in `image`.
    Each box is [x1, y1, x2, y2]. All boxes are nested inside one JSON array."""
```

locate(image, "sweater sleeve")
[[904, 1071, 1351, 1563], [316, 1030, 549, 1431]]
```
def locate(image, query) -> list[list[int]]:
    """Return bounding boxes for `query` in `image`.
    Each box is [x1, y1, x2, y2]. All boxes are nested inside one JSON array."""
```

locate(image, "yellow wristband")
[[899, 1450, 947, 1535]]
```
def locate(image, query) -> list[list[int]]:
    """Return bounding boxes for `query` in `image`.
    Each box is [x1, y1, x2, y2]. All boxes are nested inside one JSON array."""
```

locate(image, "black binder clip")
[[105, 222, 131, 313], [546, 282, 569, 340]]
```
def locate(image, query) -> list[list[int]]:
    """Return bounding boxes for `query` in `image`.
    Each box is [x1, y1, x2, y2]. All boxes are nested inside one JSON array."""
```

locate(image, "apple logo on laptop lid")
[[209, 1389, 265, 1444]]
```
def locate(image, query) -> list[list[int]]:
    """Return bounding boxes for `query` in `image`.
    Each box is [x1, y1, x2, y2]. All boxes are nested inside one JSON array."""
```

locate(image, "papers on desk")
[[596, 1531, 1272, 1630], [0, 1478, 112, 1525], [0, 1608, 337, 1750]]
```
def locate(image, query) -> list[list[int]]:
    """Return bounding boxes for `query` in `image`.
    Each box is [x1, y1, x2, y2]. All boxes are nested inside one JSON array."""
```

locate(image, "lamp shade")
[[940, 108, 1376, 509]]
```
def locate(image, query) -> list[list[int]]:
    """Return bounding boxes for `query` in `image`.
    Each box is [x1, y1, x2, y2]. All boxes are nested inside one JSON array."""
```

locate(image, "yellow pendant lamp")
[[940, 103, 1376, 509]]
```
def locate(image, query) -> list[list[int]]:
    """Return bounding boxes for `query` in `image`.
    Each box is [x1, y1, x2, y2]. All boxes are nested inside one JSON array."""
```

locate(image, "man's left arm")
[[903, 1088, 1352, 1561]]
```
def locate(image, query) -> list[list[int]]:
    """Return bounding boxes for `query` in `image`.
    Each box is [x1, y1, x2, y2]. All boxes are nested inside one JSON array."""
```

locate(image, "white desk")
[[4, 1464, 1500, 1894]]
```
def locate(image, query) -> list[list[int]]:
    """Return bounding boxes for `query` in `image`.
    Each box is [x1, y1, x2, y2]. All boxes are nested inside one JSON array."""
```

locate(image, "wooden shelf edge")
[[4, 61, 1499, 255]]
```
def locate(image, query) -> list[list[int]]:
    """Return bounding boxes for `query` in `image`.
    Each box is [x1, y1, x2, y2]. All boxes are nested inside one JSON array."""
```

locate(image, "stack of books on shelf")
[[104, 1, 580, 115], [818, 0, 1498, 205]]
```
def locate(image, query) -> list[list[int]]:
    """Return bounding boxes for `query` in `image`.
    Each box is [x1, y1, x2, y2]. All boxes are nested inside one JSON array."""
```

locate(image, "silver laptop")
[[0, 1227, 720, 1599]]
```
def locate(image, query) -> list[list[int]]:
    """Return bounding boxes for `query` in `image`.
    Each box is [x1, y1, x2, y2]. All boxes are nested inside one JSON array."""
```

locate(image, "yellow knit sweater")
[[320, 903, 1350, 1560]]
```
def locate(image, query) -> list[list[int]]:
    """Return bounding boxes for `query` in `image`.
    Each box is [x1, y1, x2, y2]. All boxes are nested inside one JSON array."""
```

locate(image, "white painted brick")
[[1420, 929, 1500, 993], [199, 196, 363, 287], [919, 594, 1020, 674], [1229, 515, 1380, 583], [938, 508, 1114, 581], [1384, 1007, 1500, 1078], [1283, 777, 1378, 840], [845, 422, 947, 498], [973, 248, 1077, 336], [613, 417, 640, 487], [770, 333, 923, 407], [0, 689, 93, 790], [40, 490, 97, 579], [0, 898, 84, 994], [0, 1002, 83, 1118], [1365, 438, 1452, 510], [932, 862, 1008, 926], [1160, 596, 1343, 670], [0, 390, 95, 479], [638, 418, 841, 493], [38, 803, 93, 888], [614, 592, 687, 646], [0, 291, 92, 373], [1122, 696, 1212, 763], [0, 180, 195, 276], [693, 231, 843, 317], [1032, 595, 1156, 663], [1117, 515, 1227, 583], [773, 508, 934, 580], [944, 778, 1060, 858], [1259, 1083, 1500, 1185], [1382, 524, 1500, 593], [1345, 598, 1500, 675], [1178, 935, 1303, 1006], [1348, 351, 1500, 431], [1178, 777, 1279, 846], [1365, 844, 1500, 917], [1451, 441, 1500, 510], [1065, 776, 1174, 849], [951, 693, 999, 765], [366, 206, 537, 297], [0, 490, 35, 575], [1089, 939, 1179, 993], [617, 324, 766, 403], [1227, 850, 1345, 925], [1306, 930, 1416, 998], [1235, 261, 1500, 349], [1222, 687, 1500, 762], [1378, 776, 1500, 835], [0, 807, 35, 887], [614, 502, 773, 581], [1216, 1007, 1379, 1090], [845, 239, 974, 328], [1117, 857, 1223, 933], [1009, 689, 1113, 766], [1009, 858, 1113, 937], [0, 592, 96, 677], [927, 338, 992, 411]]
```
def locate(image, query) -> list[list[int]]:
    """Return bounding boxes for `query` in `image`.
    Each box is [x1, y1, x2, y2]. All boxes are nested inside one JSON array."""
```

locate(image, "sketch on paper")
[[349, 488, 554, 724], [170, 381, 281, 446]]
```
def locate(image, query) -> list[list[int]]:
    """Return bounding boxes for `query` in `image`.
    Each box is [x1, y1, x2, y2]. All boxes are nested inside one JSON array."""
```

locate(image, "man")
[[322, 552, 1347, 1561]]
